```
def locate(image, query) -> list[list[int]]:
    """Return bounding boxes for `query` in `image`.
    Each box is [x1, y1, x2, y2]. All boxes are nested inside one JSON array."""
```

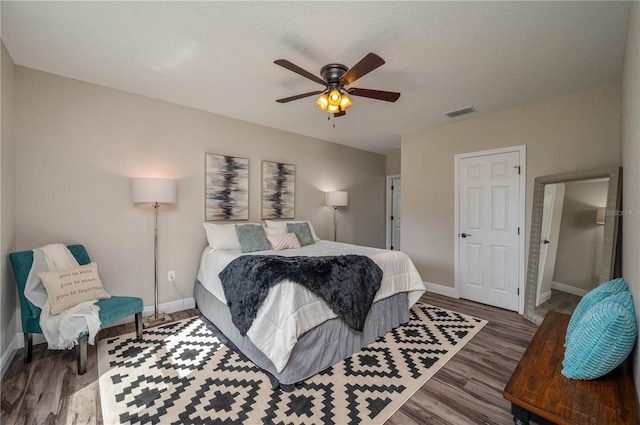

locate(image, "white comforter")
[[196, 241, 425, 372]]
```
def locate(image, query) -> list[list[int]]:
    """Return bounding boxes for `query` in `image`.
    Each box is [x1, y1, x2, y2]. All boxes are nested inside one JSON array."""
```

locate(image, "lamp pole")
[[153, 202, 160, 320], [333, 206, 338, 241], [131, 177, 176, 328]]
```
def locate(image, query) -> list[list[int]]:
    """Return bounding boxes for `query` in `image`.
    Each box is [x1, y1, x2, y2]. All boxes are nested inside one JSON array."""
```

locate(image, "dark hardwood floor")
[[387, 294, 538, 425], [1, 294, 538, 425]]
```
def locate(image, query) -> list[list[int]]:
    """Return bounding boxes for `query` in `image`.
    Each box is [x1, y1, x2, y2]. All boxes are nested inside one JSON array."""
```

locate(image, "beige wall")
[[402, 84, 621, 288], [621, 2, 640, 397], [386, 153, 401, 176], [13, 67, 386, 321], [1, 43, 17, 358], [553, 180, 608, 291]]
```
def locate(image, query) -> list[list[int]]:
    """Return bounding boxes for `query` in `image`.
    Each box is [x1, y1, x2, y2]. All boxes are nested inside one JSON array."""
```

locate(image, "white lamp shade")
[[326, 191, 348, 207], [131, 178, 177, 204]]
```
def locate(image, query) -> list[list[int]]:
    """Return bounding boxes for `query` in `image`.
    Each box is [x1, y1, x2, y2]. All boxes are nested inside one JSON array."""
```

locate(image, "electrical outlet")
[[168, 271, 175, 282]]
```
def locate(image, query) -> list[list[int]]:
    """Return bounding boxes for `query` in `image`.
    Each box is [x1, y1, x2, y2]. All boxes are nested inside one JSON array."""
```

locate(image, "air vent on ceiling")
[[445, 106, 477, 118]]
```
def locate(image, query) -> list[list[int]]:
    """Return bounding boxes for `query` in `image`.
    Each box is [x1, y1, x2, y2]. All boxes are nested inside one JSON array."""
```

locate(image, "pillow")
[[265, 226, 287, 236], [265, 220, 320, 241], [236, 224, 272, 253], [562, 291, 637, 380], [287, 222, 315, 246], [203, 223, 241, 251], [267, 233, 302, 251], [37, 262, 111, 315], [566, 278, 629, 342]]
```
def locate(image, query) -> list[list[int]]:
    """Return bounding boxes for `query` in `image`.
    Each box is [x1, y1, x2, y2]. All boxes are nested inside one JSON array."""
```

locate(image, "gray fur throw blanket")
[[219, 254, 383, 336]]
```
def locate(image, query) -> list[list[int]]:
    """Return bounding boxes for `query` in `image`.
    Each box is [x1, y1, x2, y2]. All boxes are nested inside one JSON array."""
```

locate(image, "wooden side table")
[[503, 311, 639, 425]]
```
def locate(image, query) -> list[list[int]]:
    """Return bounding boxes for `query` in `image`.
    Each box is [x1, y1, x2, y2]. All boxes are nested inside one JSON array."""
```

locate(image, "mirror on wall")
[[524, 166, 622, 325]]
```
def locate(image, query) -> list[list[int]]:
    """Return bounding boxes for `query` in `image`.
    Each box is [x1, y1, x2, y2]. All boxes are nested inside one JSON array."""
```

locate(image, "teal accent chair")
[[9, 244, 143, 374]]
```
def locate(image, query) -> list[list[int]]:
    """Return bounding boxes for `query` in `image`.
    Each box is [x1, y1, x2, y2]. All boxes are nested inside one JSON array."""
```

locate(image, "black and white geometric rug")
[[98, 303, 486, 425]]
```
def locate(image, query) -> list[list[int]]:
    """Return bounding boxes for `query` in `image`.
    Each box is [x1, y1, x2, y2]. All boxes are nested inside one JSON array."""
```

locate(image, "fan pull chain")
[[327, 113, 336, 128], [325, 113, 338, 128]]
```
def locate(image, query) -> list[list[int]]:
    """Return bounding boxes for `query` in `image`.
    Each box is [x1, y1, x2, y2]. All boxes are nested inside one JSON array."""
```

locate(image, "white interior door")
[[458, 151, 521, 311], [391, 177, 401, 250]]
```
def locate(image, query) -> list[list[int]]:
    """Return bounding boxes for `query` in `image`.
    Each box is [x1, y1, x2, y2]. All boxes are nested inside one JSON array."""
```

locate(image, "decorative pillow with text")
[[37, 262, 111, 315]]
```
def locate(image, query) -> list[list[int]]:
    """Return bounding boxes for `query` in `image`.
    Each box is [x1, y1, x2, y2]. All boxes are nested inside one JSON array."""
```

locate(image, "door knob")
[[461, 233, 471, 238], [543, 239, 550, 244]]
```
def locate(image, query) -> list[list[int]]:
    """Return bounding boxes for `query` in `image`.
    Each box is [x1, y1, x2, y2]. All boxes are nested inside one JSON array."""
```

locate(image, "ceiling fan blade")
[[274, 59, 326, 86], [339, 53, 386, 85], [348, 88, 401, 102], [334, 111, 346, 117], [276, 90, 324, 103]]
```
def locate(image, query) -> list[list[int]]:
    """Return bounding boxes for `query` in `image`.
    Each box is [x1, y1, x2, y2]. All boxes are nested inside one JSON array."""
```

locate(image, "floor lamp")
[[132, 177, 177, 327], [326, 191, 348, 241]]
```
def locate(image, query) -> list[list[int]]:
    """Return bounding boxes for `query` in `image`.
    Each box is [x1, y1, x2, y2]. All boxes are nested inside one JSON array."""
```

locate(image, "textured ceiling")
[[1, 1, 630, 155]]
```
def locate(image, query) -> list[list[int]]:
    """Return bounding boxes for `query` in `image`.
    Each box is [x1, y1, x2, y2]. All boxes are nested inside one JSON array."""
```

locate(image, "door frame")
[[454, 145, 527, 314], [386, 174, 401, 250]]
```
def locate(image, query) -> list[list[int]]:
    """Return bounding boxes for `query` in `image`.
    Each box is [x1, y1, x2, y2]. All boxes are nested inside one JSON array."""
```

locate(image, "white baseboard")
[[551, 281, 589, 297], [424, 281, 459, 299], [1, 297, 196, 378], [143, 297, 196, 318], [101, 297, 196, 327], [0, 333, 23, 378], [537, 290, 552, 306]]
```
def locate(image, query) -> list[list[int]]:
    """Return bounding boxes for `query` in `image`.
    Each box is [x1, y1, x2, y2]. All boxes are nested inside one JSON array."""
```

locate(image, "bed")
[[195, 231, 425, 388]]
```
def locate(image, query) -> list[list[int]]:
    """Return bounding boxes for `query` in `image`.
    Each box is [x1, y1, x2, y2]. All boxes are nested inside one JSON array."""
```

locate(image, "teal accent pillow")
[[287, 222, 315, 246], [562, 291, 637, 380], [235, 224, 272, 253], [566, 278, 628, 342]]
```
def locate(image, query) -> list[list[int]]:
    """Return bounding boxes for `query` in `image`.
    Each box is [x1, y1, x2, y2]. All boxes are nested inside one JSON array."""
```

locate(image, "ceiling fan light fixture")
[[275, 53, 400, 118], [326, 104, 341, 113], [316, 93, 329, 111], [328, 89, 341, 106], [339, 93, 352, 111]]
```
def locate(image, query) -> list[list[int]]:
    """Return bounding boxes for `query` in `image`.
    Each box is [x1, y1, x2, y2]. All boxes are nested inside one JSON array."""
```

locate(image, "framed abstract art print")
[[261, 160, 295, 219], [205, 153, 249, 221]]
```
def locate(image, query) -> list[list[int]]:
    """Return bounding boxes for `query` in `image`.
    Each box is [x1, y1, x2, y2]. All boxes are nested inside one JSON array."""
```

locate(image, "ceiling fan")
[[274, 52, 401, 118]]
